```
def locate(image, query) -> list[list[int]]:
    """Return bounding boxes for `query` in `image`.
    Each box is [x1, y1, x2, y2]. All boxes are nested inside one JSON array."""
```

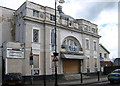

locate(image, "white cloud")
[[95, 6, 118, 25], [99, 24, 118, 60], [95, 5, 118, 61]]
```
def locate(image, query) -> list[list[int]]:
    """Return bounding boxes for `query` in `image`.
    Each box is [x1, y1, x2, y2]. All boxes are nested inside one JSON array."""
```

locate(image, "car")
[[107, 69, 120, 83], [3, 73, 24, 86]]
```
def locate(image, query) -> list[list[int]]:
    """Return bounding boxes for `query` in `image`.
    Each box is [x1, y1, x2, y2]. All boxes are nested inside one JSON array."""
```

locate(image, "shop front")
[[61, 54, 88, 74]]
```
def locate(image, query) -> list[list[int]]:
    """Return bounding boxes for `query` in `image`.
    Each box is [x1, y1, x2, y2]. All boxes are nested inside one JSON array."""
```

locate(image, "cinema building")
[[0, 1, 101, 76]]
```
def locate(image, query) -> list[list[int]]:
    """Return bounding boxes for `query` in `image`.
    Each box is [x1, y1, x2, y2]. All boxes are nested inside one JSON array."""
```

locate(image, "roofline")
[[76, 19, 98, 26], [0, 6, 15, 11], [16, 1, 26, 11], [99, 44, 110, 54]]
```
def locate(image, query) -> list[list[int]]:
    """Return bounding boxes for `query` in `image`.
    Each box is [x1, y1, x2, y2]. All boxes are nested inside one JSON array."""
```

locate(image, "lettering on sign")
[[7, 48, 24, 58]]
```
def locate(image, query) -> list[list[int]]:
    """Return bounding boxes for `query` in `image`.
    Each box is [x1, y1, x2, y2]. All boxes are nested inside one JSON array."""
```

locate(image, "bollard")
[[81, 73, 83, 83], [97, 71, 100, 81]]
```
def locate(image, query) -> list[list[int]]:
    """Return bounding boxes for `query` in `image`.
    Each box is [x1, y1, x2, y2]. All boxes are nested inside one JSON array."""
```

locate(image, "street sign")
[[100, 57, 104, 63], [52, 56, 58, 62]]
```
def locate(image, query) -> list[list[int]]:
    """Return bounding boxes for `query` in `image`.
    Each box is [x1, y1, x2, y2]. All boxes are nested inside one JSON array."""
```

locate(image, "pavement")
[[59, 75, 108, 86], [23, 75, 108, 86]]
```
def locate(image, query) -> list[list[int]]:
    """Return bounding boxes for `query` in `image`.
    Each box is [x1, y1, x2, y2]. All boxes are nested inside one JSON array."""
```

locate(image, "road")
[[71, 81, 120, 86], [22, 81, 120, 86]]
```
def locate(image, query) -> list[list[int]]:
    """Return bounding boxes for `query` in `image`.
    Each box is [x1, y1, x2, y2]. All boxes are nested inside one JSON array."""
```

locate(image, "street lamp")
[[53, 0, 65, 86]]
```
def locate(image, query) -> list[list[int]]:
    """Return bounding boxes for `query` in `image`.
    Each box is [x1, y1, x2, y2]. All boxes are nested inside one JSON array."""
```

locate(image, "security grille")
[[33, 29, 39, 42]]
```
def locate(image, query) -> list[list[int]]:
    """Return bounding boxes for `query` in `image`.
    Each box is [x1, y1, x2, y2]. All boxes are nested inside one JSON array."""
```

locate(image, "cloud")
[[99, 24, 118, 60], [75, 2, 117, 21]]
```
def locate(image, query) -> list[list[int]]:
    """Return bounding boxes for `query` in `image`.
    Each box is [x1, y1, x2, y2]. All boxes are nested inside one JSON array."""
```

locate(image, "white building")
[[0, 1, 101, 77]]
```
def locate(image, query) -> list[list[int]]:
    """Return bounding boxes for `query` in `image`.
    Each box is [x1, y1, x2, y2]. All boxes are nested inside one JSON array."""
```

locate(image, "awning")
[[61, 54, 88, 60]]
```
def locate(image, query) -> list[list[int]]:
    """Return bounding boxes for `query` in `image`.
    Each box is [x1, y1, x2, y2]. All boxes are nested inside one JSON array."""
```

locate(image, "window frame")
[[92, 28, 96, 33], [84, 25, 88, 31], [93, 41, 97, 51], [94, 58, 97, 67], [33, 54, 39, 68], [100, 53, 102, 57], [104, 53, 107, 58], [50, 14, 55, 21], [33, 10, 39, 18], [32, 50, 40, 75], [85, 38, 90, 50], [32, 27, 40, 43]]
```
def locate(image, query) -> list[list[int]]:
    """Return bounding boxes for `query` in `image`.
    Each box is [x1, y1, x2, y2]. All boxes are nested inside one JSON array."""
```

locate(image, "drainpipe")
[[1, 41, 6, 85], [43, 8, 46, 86], [0, 46, 3, 85]]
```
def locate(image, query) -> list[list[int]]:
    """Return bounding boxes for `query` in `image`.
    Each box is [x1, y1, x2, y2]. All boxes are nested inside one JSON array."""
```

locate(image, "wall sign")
[[7, 48, 24, 58], [66, 45, 79, 52]]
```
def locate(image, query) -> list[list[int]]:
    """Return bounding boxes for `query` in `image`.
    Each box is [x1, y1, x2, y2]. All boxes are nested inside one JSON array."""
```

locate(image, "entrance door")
[[63, 59, 79, 74]]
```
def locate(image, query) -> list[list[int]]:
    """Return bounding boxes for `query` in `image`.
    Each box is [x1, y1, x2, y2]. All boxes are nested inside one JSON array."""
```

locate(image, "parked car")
[[3, 73, 24, 86], [107, 69, 120, 83]]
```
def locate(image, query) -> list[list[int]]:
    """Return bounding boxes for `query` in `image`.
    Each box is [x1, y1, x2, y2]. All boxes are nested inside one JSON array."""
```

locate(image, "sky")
[[0, 0, 118, 61]]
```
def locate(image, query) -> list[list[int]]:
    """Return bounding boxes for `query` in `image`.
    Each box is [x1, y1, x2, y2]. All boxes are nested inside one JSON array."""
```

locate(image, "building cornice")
[[81, 31, 101, 38], [23, 16, 101, 38]]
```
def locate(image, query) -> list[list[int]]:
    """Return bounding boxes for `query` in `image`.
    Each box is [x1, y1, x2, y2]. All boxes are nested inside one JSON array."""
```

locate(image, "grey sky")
[[75, 2, 117, 21]]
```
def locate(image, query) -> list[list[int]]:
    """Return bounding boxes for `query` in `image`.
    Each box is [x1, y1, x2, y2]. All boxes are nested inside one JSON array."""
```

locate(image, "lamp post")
[[53, 0, 65, 86]]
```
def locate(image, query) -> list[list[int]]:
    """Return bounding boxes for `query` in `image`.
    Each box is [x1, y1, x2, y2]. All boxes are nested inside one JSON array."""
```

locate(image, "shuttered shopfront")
[[63, 59, 80, 74]]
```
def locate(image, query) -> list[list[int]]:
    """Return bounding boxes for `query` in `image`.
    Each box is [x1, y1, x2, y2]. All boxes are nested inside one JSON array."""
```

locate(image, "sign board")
[[52, 56, 58, 62], [7, 48, 24, 58], [33, 69, 39, 75], [66, 45, 79, 52], [100, 57, 104, 63]]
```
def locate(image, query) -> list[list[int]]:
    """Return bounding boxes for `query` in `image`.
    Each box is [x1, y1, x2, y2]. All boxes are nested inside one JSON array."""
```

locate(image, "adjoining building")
[[0, 1, 102, 77], [99, 44, 111, 72]]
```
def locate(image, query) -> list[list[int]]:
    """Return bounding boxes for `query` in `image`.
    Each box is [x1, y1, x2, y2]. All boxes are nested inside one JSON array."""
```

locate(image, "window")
[[86, 39, 89, 50], [84, 25, 88, 31], [69, 21, 72, 26], [104, 53, 107, 58], [50, 14, 55, 21], [94, 58, 97, 67], [20, 12, 23, 18], [33, 29, 39, 42], [100, 53, 102, 57], [94, 41, 97, 51], [66, 39, 76, 46], [87, 58, 89, 67], [33, 10, 39, 18], [33, 55, 39, 68], [51, 29, 55, 51], [92, 28, 96, 33], [66, 39, 79, 52]]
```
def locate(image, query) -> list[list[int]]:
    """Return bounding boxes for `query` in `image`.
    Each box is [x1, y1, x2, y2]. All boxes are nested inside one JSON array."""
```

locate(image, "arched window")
[[62, 36, 82, 52]]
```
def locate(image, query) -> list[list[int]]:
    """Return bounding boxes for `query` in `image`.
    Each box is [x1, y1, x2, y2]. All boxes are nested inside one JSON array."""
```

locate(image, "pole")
[[81, 72, 83, 83], [30, 47, 33, 85], [54, 0, 57, 52], [98, 71, 100, 81], [54, 0, 58, 86], [31, 65, 33, 85], [55, 60, 58, 86]]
